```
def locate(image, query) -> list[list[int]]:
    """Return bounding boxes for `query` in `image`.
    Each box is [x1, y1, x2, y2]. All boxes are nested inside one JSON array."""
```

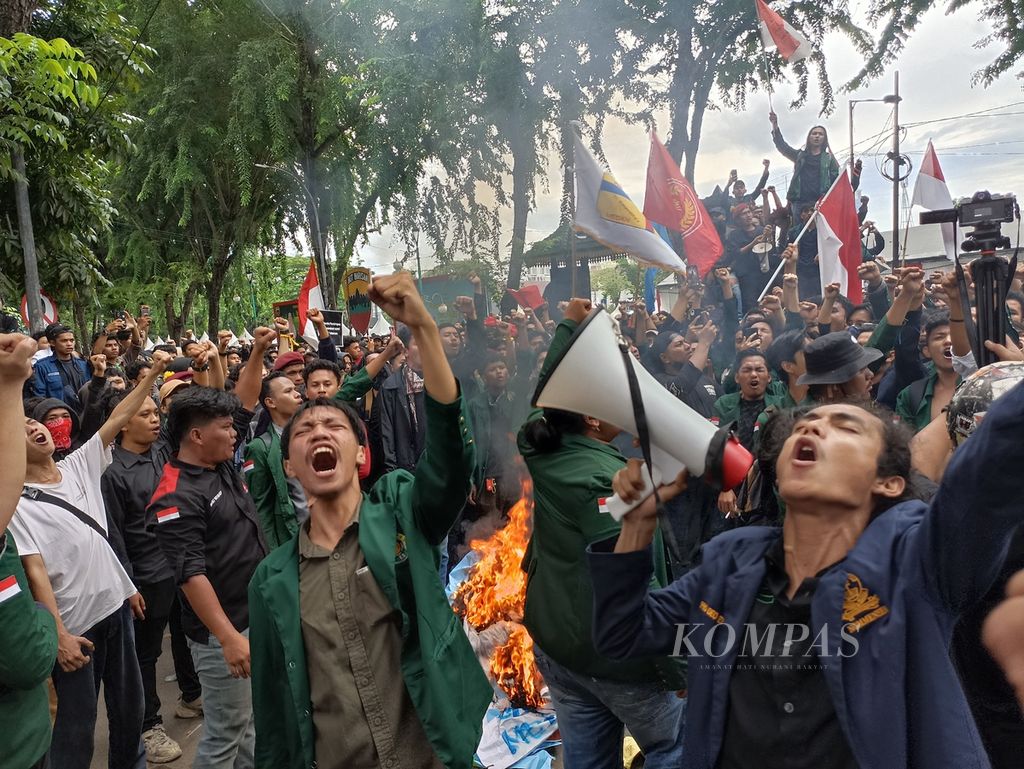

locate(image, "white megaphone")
[[533, 309, 753, 520]]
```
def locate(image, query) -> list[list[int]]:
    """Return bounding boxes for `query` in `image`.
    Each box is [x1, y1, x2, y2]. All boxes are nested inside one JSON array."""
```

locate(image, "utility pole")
[[891, 71, 901, 267], [12, 148, 44, 332]]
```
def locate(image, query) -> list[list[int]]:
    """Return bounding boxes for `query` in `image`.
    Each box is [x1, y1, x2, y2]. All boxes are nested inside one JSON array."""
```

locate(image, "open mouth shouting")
[[311, 445, 338, 476], [792, 437, 818, 467]]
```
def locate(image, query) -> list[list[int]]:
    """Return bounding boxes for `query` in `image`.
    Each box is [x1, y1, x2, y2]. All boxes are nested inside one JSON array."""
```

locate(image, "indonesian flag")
[[912, 140, 957, 261], [572, 129, 686, 274], [643, 132, 723, 278], [755, 0, 812, 63], [0, 574, 22, 604], [816, 170, 863, 303], [242, 459, 255, 475], [156, 507, 181, 524], [597, 497, 610, 515], [297, 259, 325, 348]]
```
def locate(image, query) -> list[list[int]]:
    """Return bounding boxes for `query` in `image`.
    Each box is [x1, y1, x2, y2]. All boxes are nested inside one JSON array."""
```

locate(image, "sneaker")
[[175, 696, 203, 719], [142, 726, 183, 763]]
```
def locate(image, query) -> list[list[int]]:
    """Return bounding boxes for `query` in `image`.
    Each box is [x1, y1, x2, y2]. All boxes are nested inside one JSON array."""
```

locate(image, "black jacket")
[[378, 366, 427, 473]]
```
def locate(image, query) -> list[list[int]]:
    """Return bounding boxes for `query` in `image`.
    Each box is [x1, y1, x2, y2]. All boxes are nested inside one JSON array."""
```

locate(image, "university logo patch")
[[842, 573, 889, 633], [394, 533, 408, 564]]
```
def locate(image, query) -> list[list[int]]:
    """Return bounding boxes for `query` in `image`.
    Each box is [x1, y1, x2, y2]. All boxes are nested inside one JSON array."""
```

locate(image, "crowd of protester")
[[1, 119, 1024, 769]]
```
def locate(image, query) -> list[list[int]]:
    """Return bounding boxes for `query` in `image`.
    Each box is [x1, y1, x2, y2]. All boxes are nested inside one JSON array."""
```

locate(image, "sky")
[[356, 4, 1023, 274]]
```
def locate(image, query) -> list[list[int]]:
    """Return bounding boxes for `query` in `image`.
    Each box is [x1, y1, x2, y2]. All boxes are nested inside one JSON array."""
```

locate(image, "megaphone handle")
[[604, 467, 663, 522]]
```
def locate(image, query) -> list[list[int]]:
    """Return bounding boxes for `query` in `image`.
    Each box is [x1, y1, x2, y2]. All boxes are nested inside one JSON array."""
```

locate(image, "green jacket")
[[336, 366, 375, 403], [248, 394, 491, 769], [519, 319, 681, 686], [0, 532, 57, 769], [243, 429, 296, 550], [895, 371, 958, 433], [712, 391, 788, 427]]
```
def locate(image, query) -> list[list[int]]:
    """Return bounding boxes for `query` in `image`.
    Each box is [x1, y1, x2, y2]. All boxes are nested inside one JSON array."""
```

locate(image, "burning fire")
[[453, 481, 545, 709]]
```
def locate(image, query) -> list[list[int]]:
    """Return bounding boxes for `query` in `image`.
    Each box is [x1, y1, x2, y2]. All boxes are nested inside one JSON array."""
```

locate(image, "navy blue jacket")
[[31, 355, 89, 409], [589, 381, 1024, 769]]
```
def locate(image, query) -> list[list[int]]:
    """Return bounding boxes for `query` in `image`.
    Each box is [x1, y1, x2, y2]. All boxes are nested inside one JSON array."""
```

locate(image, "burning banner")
[[448, 481, 559, 768]]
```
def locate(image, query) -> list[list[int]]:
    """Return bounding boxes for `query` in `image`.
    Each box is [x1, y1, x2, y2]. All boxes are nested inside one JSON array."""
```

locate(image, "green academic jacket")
[[0, 532, 58, 769], [243, 429, 296, 550], [248, 393, 491, 769], [712, 391, 788, 428]]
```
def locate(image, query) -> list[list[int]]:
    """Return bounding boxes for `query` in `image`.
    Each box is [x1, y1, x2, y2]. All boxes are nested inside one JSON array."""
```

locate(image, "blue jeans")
[[50, 602, 146, 769], [534, 646, 686, 769], [188, 630, 255, 769]]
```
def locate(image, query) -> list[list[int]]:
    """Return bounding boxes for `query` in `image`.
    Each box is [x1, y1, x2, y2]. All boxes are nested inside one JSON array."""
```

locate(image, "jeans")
[[50, 602, 146, 769], [134, 579, 175, 730], [188, 630, 255, 769], [169, 594, 202, 702], [534, 646, 686, 769]]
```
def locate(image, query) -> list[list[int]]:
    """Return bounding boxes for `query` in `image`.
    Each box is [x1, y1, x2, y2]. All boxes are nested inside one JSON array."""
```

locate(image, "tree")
[[228, 0, 487, 306], [0, 3, 139, 334], [110, 0, 288, 338]]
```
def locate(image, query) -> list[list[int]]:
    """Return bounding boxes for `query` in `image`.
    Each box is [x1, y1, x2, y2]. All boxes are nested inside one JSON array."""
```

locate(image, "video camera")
[[919, 191, 1019, 367], [919, 190, 1016, 253]]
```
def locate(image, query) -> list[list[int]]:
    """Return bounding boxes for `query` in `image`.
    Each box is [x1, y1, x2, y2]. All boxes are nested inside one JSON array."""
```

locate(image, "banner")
[[342, 267, 372, 334]]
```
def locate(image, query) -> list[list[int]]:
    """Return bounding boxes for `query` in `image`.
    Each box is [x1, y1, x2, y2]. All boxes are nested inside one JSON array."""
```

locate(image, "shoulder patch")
[[150, 463, 181, 505]]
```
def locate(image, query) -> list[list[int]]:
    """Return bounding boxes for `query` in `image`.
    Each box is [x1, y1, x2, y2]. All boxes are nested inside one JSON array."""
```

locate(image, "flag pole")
[[757, 203, 818, 302], [754, 0, 775, 113]]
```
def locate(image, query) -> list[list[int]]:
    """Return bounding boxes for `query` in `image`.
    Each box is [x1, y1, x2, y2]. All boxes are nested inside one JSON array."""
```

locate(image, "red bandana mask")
[[45, 417, 73, 451]]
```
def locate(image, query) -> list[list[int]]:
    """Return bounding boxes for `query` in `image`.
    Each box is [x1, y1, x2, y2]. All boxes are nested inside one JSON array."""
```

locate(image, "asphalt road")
[[91, 631, 200, 768]]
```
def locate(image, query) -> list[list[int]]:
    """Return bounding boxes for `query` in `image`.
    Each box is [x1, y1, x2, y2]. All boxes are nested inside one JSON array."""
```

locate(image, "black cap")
[[797, 331, 883, 386]]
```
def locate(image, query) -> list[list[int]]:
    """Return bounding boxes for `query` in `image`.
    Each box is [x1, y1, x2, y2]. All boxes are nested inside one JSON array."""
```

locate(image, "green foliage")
[[590, 258, 663, 305], [0, 3, 150, 327]]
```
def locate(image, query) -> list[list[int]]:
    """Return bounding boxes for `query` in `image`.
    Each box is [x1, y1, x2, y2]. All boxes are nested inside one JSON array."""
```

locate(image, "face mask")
[[45, 417, 73, 451]]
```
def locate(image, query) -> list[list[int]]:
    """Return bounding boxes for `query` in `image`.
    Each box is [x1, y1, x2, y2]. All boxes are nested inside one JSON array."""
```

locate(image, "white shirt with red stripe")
[[9, 435, 136, 636]]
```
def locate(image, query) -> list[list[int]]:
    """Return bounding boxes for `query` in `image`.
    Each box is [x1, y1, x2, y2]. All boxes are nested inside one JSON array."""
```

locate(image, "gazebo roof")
[[522, 222, 628, 267]]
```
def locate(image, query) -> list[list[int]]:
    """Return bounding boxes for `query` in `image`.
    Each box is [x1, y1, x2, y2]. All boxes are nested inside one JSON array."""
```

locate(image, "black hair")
[[848, 303, 874, 323], [259, 371, 290, 410], [521, 409, 589, 454], [303, 359, 343, 386], [804, 124, 831, 151], [106, 366, 126, 380], [181, 339, 202, 354], [765, 329, 807, 386], [733, 348, 768, 372], [91, 330, 107, 346], [126, 359, 151, 381], [437, 321, 459, 333], [342, 335, 362, 348], [153, 344, 177, 356], [31, 330, 47, 342], [280, 398, 366, 461], [1007, 291, 1024, 312], [166, 388, 240, 446], [832, 293, 854, 320], [923, 310, 951, 342], [475, 353, 508, 376]]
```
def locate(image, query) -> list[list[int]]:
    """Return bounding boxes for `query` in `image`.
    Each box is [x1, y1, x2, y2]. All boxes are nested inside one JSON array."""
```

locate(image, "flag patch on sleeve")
[[0, 574, 22, 604], [242, 460, 255, 474], [156, 507, 181, 524], [598, 497, 610, 514]]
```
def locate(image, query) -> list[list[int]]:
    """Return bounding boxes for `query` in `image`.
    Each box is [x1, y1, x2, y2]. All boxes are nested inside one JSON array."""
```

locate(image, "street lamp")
[[848, 92, 900, 173], [254, 163, 334, 308]]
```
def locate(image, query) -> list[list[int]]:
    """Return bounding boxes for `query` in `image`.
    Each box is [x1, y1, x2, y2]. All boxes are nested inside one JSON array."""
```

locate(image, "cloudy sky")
[[358, 4, 1022, 273]]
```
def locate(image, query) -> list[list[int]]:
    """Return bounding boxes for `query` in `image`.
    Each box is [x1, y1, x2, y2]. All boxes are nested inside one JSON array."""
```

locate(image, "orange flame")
[[453, 480, 545, 709]]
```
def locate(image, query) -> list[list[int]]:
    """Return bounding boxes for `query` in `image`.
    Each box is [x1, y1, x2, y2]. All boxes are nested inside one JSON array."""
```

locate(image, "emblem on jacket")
[[395, 533, 408, 564], [842, 573, 889, 633]]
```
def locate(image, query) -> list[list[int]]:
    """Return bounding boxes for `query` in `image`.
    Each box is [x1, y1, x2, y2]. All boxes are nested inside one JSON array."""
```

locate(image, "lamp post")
[[254, 163, 334, 308], [244, 267, 258, 325], [847, 85, 901, 261]]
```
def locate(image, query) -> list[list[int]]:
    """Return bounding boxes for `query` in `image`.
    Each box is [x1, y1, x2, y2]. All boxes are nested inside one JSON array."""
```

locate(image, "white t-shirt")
[[9, 434, 137, 635]]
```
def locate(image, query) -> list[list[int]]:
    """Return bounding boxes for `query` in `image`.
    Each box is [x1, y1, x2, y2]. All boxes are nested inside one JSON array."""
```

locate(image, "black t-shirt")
[[716, 538, 857, 769], [797, 152, 823, 207], [736, 398, 765, 451]]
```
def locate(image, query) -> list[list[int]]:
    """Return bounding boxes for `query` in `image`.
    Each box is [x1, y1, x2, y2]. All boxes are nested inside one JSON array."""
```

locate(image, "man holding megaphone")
[[585, 382, 1024, 769]]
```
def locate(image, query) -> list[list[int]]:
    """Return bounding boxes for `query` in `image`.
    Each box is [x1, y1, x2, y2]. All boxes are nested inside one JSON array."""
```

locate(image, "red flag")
[[755, 0, 812, 63], [815, 171, 863, 303], [506, 284, 546, 310], [643, 132, 723, 278]]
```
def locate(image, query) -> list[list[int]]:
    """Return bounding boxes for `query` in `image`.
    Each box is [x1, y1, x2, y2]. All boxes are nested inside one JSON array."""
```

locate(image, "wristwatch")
[[190, 361, 210, 372]]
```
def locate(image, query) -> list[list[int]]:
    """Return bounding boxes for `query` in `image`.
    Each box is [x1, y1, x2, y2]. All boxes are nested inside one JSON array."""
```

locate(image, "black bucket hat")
[[797, 331, 883, 386]]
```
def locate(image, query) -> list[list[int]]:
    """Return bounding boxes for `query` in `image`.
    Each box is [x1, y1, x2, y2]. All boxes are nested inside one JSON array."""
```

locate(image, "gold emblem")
[[842, 573, 889, 633]]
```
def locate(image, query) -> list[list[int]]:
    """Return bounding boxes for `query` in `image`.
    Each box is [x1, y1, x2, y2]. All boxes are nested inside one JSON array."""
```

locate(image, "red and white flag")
[[156, 507, 181, 524], [297, 260, 325, 348], [242, 459, 255, 475], [755, 0, 812, 63], [912, 140, 957, 261], [0, 574, 22, 604], [816, 170, 863, 303]]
